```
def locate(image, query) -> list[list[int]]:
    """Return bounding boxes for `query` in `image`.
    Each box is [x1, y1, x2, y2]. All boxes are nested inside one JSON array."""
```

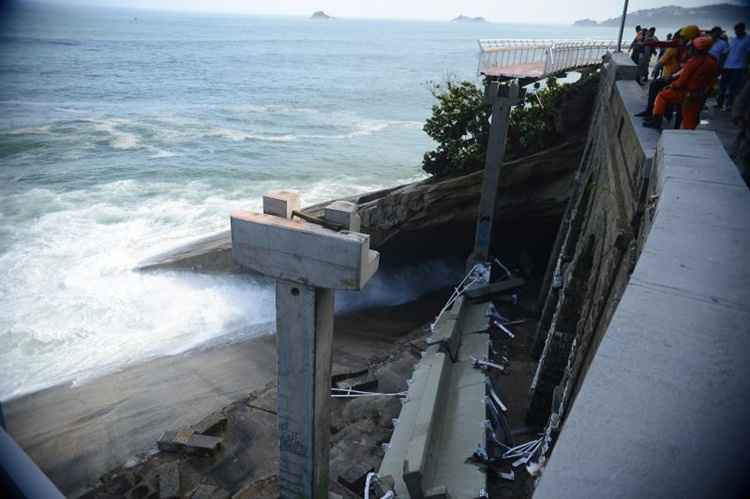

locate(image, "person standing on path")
[[630, 25, 644, 64], [716, 23, 750, 111], [637, 27, 658, 85]]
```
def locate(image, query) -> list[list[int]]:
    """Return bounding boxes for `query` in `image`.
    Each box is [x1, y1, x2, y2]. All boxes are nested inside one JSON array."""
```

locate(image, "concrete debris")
[[157, 430, 192, 453], [157, 430, 222, 455], [191, 413, 228, 436]]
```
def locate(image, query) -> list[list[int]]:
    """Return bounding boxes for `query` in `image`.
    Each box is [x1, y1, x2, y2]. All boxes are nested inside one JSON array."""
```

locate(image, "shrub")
[[421, 81, 491, 177], [421, 73, 597, 177]]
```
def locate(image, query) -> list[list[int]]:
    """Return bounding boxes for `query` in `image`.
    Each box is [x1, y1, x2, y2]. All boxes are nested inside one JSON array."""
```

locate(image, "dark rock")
[[104, 474, 132, 495], [337, 462, 374, 496], [340, 397, 402, 429], [190, 483, 230, 499], [186, 434, 222, 454], [157, 430, 192, 453], [157, 430, 222, 455], [334, 372, 378, 393], [129, 484, 151, 499], [158, 462, 179, 499]]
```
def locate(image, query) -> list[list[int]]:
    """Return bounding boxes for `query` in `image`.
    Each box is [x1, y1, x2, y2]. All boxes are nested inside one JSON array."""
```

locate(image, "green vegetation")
[[421, 73, 597, 177]]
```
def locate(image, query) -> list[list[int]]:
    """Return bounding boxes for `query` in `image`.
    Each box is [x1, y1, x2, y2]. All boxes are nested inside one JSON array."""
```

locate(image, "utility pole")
[[231, 192, 378, 499], [617, 0, 630, 52], [469, 78, 520, 270]]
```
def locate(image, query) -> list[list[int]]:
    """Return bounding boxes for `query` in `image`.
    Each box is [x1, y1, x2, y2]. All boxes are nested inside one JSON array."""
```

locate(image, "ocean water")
[[0, 2, 620, 400]]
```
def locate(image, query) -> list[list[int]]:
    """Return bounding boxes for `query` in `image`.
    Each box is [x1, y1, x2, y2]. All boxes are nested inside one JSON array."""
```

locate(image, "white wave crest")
[[206, 127, 298, 142], [92, 119, 141, 150]]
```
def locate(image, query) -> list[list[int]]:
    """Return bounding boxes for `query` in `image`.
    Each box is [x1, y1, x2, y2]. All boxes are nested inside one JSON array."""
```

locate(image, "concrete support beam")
[[276, 282, 334, 499], [469, 79, 520, 268], [231, 191, 379, 499], [231, 212, 379, 290]]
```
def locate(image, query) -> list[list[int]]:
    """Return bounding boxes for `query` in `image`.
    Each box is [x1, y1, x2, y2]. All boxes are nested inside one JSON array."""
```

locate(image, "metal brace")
[[473, 355, 505, 372]]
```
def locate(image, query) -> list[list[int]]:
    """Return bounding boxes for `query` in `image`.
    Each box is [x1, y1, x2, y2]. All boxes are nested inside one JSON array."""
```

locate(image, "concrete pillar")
[[230, 192, 379, 499], [276, 282, 334, 499], [469, 79, 520, 269]]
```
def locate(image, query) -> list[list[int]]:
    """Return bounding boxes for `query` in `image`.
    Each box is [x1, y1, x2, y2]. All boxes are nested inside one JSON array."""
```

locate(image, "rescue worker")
[[643, 36, 719, 130]]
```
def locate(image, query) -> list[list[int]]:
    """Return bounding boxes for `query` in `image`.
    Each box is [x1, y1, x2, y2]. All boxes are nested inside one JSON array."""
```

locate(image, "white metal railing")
[[477, 39, 619, 78]]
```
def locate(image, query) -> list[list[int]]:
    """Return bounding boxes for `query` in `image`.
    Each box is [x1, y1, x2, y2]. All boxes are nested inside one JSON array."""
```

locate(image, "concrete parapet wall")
[[534, 130, 750, 497]]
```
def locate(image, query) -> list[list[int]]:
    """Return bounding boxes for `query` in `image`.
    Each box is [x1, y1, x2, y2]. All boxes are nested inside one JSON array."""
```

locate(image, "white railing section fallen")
[[477, 39, 619, 78]]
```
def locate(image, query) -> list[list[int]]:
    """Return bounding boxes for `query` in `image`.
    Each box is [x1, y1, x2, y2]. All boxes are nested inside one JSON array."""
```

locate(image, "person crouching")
[[643, 36, 719, 130]]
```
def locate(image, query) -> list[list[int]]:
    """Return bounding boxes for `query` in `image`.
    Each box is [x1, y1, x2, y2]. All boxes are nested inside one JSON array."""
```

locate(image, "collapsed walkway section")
[[376, 264, 528, 499], [378, 296, 489, 498]]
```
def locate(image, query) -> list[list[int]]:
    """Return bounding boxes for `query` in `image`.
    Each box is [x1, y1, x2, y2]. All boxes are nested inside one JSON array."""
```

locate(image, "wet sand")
[[4, 294, 444, 498]]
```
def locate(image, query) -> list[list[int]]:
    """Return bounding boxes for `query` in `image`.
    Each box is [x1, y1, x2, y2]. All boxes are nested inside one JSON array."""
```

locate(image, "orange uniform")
[[653, 53, 719, 129]]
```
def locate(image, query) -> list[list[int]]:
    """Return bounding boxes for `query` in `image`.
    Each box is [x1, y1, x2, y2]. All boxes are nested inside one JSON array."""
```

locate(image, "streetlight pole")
[[616, 0, 630, 52]]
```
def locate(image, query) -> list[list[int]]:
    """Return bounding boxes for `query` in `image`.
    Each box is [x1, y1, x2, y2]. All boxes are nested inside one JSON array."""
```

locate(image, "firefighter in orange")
[[643, 36, 719, 130]]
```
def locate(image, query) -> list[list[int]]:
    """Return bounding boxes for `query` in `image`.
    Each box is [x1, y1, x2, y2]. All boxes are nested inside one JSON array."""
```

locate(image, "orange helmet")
[[692, 36, 713, 51]]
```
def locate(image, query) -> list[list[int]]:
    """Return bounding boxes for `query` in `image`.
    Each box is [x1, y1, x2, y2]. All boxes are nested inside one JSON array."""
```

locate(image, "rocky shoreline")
[[5, 291, 449, 498]]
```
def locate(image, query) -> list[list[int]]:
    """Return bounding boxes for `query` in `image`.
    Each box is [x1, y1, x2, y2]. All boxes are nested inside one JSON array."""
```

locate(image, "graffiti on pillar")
[[279, 421, 307, 457]]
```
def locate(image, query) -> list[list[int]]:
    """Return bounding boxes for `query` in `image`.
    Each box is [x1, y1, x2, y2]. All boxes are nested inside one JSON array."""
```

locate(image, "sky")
[[25, 0, 747, 24]]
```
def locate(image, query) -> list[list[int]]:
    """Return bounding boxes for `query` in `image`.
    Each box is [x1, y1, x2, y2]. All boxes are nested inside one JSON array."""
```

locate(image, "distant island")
[[452, 14, 487, 23], [311, 11, 333, 20], [573, 18, 598, 27], [573, 3, 749, 28]]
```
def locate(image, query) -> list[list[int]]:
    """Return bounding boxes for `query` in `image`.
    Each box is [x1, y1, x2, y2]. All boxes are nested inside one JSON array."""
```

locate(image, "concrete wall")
[[535, 128, 750, 497], [531, 53, 750, 497], [528, 54, 660, 424]]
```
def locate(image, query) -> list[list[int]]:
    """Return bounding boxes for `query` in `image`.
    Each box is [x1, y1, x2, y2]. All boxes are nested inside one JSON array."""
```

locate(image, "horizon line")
[[23, 0, 607, 26]]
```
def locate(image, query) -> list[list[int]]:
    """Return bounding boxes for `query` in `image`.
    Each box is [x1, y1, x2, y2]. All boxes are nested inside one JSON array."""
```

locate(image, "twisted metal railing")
[[478, 39, 619, 78]]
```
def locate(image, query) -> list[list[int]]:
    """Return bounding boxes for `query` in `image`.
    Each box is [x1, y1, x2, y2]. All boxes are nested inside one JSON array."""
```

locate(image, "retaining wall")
[[528, 53, 659, 424], [532, 56, 750, 496]]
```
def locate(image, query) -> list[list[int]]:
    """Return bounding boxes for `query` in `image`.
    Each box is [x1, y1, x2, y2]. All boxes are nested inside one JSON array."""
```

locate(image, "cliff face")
[[356, 141, 582, 255]]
